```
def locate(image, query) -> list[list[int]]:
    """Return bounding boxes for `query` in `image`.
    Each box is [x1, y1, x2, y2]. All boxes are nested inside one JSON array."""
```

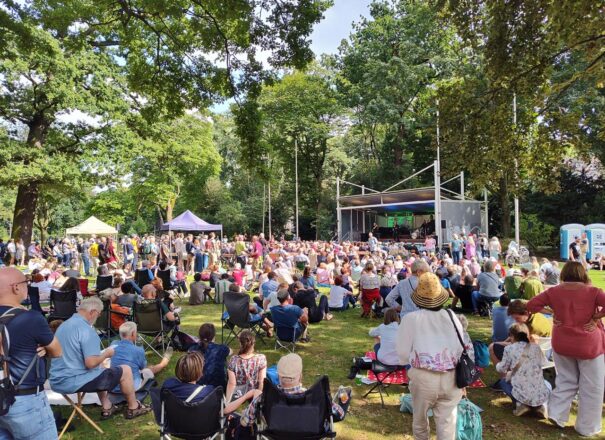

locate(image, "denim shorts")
[[77, 366, 123, 392], [0, 392, 57, 440]]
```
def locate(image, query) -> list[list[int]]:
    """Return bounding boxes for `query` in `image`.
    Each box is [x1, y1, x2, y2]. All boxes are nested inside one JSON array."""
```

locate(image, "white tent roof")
[[66, 216, 118, 235]]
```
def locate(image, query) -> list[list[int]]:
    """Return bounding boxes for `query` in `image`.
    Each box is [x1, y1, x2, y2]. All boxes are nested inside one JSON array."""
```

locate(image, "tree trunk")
[[394, 124, 404, 167], [166, 199, 174, 222], [12, 182, 40, 248], [499, 176, 511, 237], [12, 115, 48, 247]]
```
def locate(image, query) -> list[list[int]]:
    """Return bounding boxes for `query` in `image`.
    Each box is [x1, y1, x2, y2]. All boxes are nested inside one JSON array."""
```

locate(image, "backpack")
[[472, 340, 490, 368], [0, 308, 38, 416], [456, 398, 483, 440], [170, 330, 198, 352], [143, 243, 152, 255]]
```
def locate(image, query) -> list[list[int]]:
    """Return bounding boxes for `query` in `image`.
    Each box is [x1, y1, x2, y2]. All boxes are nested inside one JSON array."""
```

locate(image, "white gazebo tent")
[[65, 216, 118, 236]]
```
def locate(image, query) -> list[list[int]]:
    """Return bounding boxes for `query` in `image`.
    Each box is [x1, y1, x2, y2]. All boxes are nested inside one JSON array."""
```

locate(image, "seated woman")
[[328, 276, 356, 311], [316, 262, 332, 287], [162, 352, 259, 410], [188, 323, 231, 389], [226, 331, 267, 402], [348, 308, 401, 379], [379, 266, 397, 302], [300, 266, 317, 291], [59, 276, 83, 301], [495, 323, 550, 418]]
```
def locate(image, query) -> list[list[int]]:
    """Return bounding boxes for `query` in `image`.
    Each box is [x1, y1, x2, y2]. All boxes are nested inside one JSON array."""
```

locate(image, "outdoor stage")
[[336, 161, 488, 246]]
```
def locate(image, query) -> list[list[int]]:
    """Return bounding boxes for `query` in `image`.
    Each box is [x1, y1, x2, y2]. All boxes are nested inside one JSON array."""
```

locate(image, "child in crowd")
[[495, 323, 550, 418]]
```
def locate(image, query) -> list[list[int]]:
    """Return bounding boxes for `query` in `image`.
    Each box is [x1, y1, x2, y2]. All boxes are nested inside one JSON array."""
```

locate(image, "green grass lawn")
[[57, 273, 605, 440]]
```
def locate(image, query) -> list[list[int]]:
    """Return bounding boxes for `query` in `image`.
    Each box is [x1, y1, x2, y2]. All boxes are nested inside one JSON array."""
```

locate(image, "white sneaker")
[[513, 403, 531, 417], [535, 404, 548, 419]]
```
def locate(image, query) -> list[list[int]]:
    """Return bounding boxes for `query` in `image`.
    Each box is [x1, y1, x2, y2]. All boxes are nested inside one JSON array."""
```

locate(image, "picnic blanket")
[[364, 351, 408, 385]]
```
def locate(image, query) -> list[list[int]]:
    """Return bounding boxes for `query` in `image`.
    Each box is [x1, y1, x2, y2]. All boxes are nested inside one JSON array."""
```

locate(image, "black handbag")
[[446, 310, 480, 388]]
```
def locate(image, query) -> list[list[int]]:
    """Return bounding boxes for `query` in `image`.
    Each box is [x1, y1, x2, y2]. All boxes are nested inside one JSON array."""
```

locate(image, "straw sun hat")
[[411, 272, 449, 309]]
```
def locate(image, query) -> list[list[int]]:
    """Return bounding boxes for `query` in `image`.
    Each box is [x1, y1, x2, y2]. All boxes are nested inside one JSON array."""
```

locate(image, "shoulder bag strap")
[[446, 309, 467, 352], [185, 385, 205, 403]]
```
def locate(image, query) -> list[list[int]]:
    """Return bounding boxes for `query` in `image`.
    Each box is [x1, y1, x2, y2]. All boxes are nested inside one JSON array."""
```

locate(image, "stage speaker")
[[361, 233, 369, 241], [441, 220, 446, 229]]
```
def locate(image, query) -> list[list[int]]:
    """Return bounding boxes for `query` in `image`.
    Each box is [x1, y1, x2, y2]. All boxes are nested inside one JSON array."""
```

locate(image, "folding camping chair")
[[258, 376, 336, 440], [135, 268, 153, 288], [47, 289, 78, 322], [157, 269, 182, 299], [221, 291, 266, 346], [58, 392, 104, 439], [94, 299, 126, 347], [134, 299, 172, 357], [27, 285, 45, 314], [150, 386, 225, 440], [270, 306, 303, 353], [95, 275, 113, 293], [362, 360, 407, 407]]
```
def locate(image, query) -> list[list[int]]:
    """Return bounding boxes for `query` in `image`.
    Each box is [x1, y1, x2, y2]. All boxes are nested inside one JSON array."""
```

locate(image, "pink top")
[[527, 283, 605, 360]]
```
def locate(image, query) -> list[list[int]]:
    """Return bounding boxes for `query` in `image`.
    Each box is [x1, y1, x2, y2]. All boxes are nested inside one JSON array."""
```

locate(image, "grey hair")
[[119, 321, 137, 338], [79, 296, 104, 313], [484, 260, 495, 272], [411, 260, 430, 274]]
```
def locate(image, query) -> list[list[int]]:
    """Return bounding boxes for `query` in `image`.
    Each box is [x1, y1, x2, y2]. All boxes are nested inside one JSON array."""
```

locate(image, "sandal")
[[125, 401, 152, 420], [101, 404, 119, 420]]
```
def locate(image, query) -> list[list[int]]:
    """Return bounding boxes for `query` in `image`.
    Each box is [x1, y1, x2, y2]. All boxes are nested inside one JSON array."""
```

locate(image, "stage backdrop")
[[440, 200, 483, 242]]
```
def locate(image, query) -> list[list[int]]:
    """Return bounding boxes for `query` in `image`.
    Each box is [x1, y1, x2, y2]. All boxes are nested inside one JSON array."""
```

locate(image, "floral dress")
[[496, 342, 550, 407], [227, 353, 267, 399]]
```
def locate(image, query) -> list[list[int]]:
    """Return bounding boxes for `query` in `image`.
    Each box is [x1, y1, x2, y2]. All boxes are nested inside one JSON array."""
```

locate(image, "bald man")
[[0, 267, 62, 439]]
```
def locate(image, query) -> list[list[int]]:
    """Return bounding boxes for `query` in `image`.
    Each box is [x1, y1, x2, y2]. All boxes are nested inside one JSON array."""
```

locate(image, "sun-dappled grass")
[[56, 275, 605, 439]]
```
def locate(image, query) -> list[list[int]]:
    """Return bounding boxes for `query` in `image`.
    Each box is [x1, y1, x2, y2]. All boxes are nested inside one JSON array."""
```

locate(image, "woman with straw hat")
[[396, 272, 465, 440]]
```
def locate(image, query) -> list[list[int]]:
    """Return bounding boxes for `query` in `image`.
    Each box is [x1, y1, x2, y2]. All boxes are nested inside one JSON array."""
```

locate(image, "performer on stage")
[[393, 218, 399, 242]]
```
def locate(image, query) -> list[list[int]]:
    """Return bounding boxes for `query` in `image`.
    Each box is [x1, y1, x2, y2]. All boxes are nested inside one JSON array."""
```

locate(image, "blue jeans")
[[453, 250, 461, 265], [0, 392, 57, 440], [497, 379, 516, 404], [62, 252, 71, 267], [82, 254, 91, 276], [471, 291, 497, 312]]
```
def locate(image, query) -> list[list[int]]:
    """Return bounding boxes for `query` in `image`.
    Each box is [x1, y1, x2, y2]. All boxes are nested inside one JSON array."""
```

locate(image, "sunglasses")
[[10, 280, 28, 288]]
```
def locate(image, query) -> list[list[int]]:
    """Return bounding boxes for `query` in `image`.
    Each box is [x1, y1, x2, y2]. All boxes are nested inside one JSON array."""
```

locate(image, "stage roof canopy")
[[337, 186, 470, 212]]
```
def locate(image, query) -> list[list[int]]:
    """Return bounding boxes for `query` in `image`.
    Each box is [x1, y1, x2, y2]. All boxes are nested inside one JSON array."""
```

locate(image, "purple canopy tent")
[[161, 210, 223, 238]]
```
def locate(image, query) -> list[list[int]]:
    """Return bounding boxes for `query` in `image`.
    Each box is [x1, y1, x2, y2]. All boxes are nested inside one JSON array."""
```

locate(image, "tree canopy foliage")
[[1, 0, 604, 242]]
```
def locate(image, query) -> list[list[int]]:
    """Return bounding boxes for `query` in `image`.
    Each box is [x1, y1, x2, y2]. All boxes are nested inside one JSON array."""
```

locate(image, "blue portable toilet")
[[585, 224, 605, 260], [560, 224, 584, 260]]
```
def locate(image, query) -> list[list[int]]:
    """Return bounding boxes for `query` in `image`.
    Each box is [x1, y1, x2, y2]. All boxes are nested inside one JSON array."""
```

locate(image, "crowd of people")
[[0, 230, 604, 440]]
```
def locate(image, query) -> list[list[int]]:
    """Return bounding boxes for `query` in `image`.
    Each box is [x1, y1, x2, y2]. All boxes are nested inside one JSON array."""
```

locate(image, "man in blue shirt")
[[270, 289, 309, 342], [0, 268, 62, 440], [261, 272, 279, 300], [50, 297, 151, 420], [110, 321, 171, 392]]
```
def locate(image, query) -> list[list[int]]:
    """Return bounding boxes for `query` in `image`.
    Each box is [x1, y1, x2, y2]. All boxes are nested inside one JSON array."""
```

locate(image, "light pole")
[[294, 137, 299, 240], [513, 93, 520, 245]]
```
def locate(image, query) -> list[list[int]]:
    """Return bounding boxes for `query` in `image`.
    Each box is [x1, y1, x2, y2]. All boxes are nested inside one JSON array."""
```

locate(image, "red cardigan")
[[527, 283, 605, 359]]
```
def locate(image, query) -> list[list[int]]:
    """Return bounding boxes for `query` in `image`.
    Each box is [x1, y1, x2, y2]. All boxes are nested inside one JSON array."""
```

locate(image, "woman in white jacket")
[[396, 272, 464, 440]]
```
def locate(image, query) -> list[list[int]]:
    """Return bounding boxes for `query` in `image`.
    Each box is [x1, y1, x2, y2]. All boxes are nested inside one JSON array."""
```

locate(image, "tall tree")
[[0, 20, 132, 246], [0, 0, 331, 244], [258, 67, 344, 239]]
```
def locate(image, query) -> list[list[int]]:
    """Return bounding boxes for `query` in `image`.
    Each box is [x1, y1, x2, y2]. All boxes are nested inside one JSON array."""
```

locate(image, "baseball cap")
[[277, 353, 303, 381]]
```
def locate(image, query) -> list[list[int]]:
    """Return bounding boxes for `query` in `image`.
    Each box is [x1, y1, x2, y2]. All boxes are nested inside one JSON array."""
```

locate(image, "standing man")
[[368, 233, 378, 253], [89, 237, 99, 276], [579, 233, 589, 269], [569, 236, 581, 262], [80, 237, 91, 277], [0, 268, 62, 439], [6, 239, 16, 266]]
